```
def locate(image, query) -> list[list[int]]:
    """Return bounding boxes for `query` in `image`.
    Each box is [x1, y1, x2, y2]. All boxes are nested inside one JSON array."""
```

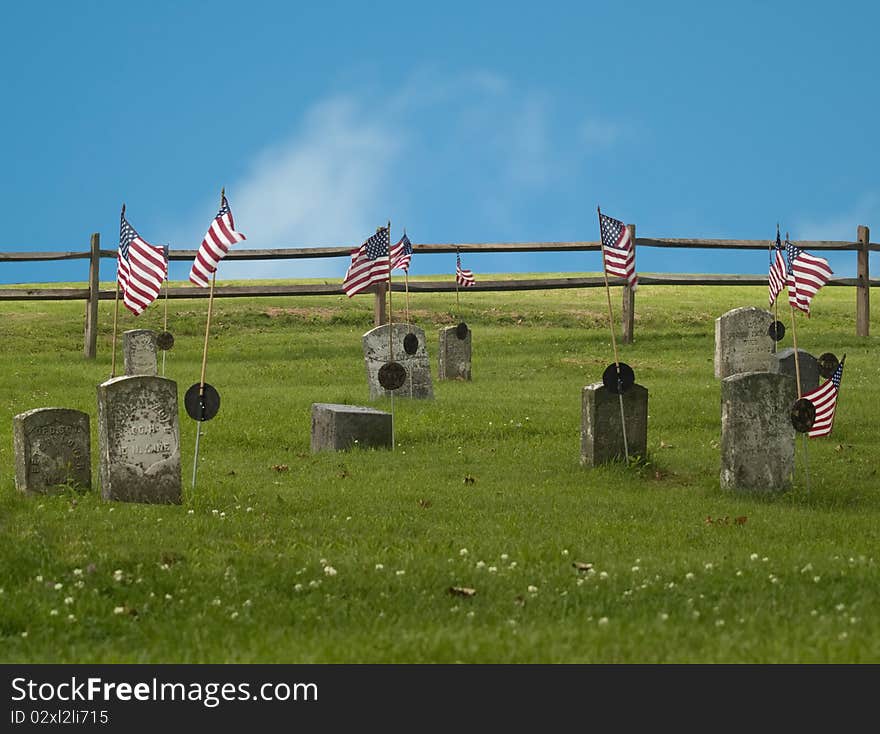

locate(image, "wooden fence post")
[[373, 282, 387, 326], [83, 232, 100, 358], [856, 225, 870, 337], [621, 223, 635, 344]]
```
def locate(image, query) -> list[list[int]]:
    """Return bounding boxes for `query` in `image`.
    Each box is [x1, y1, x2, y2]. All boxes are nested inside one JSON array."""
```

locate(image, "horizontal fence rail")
[[1, 227, 875, 357]]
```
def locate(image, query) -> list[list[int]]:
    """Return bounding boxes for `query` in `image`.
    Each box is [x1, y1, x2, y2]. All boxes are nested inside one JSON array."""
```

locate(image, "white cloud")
[[793, 193, 880, 241]]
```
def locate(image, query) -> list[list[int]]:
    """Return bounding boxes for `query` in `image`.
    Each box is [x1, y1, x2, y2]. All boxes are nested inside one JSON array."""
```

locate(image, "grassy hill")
[[0, 278, 878, 662]]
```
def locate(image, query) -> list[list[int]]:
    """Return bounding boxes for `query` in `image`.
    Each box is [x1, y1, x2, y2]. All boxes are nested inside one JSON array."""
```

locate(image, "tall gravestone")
[[720, 372, 796, 492], [13, 408, 91, 493], [123, 329, 158, 376], [97, 375, 181, 504], [770, 348, 819, 395], [581, 383, 649, 466], [362, 323, 433, 399], [438, 324, 472, 381], [714, 307, 775, 379]]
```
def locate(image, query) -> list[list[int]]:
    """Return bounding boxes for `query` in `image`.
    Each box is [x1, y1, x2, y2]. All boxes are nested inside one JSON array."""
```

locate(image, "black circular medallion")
[[378, 361, 407, 391], [185, 382, 221, 422], [156, 331, 175, 350], [455, 322, 469, 340], [817, 352, 839, 380], [768, 321, 786, 342], [602, 362, 635, 394], [403, 333, 419, 355], [790, 397, 816, 433]]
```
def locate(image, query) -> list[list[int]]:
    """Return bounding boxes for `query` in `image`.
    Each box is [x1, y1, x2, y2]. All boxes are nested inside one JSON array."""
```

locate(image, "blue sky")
[[2, 0, 877, 284]]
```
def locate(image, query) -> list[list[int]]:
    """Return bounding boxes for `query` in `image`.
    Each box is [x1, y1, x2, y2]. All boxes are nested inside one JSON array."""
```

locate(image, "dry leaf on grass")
[[448, 586, 476, 598]]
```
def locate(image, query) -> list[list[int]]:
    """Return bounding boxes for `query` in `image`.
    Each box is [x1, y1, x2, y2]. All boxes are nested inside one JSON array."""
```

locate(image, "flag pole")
[[110, 203, 125, 378], [162, 274, 169, 376], [192, 188, 223, 489], [771, 223, 780, 353], [785, 233, 803, 400], [403, 227, 410, 324], [455, 248, 461, 315], [597, 206, 629, 462]]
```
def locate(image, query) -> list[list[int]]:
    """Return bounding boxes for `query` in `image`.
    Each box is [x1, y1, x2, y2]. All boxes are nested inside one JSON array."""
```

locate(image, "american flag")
[[343, 227, 390, 297], [189, 194, 246, 288], [786, 240, 832, 315], [390, 233, 413, 272], [599, 211, 637, 290], [768, 226, 787, 306], [118, 209, 167, 316], [803, 355, 846, 438], [455, 253, 475, 287]]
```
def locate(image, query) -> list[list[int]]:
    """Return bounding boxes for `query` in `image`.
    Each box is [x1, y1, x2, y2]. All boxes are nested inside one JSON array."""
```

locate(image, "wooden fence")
[[0, 226, 876, 359]]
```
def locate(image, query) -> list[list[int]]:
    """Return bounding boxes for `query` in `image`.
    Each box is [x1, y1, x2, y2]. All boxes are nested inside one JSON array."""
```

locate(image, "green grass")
[[0, 279, 878, 662]]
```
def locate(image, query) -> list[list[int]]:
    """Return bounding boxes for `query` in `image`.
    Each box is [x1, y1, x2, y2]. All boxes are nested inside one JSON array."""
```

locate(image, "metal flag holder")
[[597, 207, 635, 463], [157, 250, 175, 377], [768, 223, 786, 348], [187, 189, 225, 489], [376, 221, 405, 450]]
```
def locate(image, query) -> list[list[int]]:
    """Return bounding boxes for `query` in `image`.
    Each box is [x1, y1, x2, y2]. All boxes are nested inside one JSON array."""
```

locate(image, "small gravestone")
[[13, 408, 91, 493], [123, 329, 158, 376], [721, 372, 796, 492], [714, 307, 775, 379], [581, 383, 648, 466], [362, 323, 433, 399], [97, 375, 181, 504], [769, 348, 819, 395], [311, 403, 392, 452], [438, 324, 472, 380]]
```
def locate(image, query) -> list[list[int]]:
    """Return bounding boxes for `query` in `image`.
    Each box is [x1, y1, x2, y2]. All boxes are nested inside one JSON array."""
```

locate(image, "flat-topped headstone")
[[311, 403, 392, 452], [714, 307, 775, 379], [97, 375, 181, 504], [362, 323, 433, 399], [721, 372, 796, 493], [123, 329, 158, 376], [769, 348, 819, 395], [581, 383, 648, 466], [438, 325, 472, 381], [13, 408, 91, 493]]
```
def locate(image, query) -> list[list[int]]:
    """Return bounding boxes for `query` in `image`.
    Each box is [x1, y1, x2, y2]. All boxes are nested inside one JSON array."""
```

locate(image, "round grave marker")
[[184, 383, 221, 422], [817, 352, 839, 380], [403, 333, 419, 355], [789, 397, 816, 433], [768, 321, 786, 342], [378, 361, 407, 391], [156, 331, 175, 350], [602, 362, 635, 394]]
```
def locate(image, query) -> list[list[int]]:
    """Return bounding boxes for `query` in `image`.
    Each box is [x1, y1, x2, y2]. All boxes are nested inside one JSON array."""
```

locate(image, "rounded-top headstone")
[[714, 306, 775, 379], [123, 329, 158, 376], [13, 408, 91, 494]]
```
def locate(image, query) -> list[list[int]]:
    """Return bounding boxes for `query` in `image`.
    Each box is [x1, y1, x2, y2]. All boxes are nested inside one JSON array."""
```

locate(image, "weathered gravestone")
[[311, 403, 392, 452], [97, 376, 181, 504], [714, 307, 775, 379], [720, 372, 796, 493], [362, 323, 433, 399], [769, 348, 819, 395], [123, 329, 158, 376], [13, 408, 91, 493], [581, 383, 649, 466], [438, 324, 472, 381]]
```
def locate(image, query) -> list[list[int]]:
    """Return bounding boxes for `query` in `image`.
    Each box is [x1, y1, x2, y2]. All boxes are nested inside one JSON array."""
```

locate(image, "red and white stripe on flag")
[[118, 239, 167, 316], [455, 255, 475, 287], [768, 249, 787, 306], [804, 380, 839, 437], [599, 212, 638, 290], [342, 228, 390, 297], [189, 197, 246, 288], [787, 250, 832, 315]]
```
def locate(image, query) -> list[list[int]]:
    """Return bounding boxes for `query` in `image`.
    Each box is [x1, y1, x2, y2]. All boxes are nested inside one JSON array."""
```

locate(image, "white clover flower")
[[54, 583, 63, 590], [21, 632, 28, 638], [813, 576, 821, 583], [324, 566, 337, 576], [35, 575, 43, 583], [466, 611, 475, 618], [527, 585, 538, 594], [309, 580, 320, 588], [576, 578, 584, 586], [187, 509, 194, 515], [243, 599, 252, 607], [599, 571, 608, 580], [212, 509, 219, 516], [459, 548, 468, 556], [598, 617, 609, 625], [230, 611, 239, 620], [113, 606, 125, 615], [704, 563, 713, 570], [735, 570, 743, 577], [67, 615, 76, 622], [113, 570, 124, 582], [801, 563, 813, 574], [632, 566, 640, 573], [660, 613, 669, 621], [750, 553, 759, 561], [500, 553, 509, 561], [685, 572, 694, 580], [476, 561, 486, 569], [211, 598, 221, 606], [165, 594, 173, 600], [294, 584, 303, 592], [64, 597, 73, 605], [396, 570, 405, 576], [246, 507, 253, 513], [715, 619, 725, 627], [836, 603, 846, 611], [509, 562, 517, 569], [488, 566, 498, 573], [72, 568, 83, 576], [50, 609, 59, 616], [375, 564, 384, 571], [562, 549, 569, 556], [75, 580, 84, 589]]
